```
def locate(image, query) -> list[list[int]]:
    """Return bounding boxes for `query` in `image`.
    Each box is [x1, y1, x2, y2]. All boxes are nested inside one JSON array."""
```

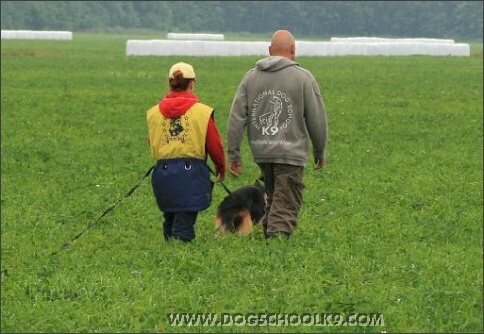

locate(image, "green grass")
[[1, 34, 482, 333]]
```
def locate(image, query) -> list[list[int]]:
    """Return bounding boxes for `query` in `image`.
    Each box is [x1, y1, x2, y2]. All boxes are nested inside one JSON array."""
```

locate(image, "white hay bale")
[[126, 40, 269, 56], [400, 38, 455, 44], [384, 42, 418, 56], [126, 39, 470, 57], [330, 37, 382, 43], [365, 43, 390, 56], [1, 30, 72, 40], [331, 37, 455, 44], [296, 41, 333, 56], [330, 42, 356, 56], [167, 33, 224, 40], [328, 38, 468, 56], [424, 43, 470, 56], [451, 43, 471, 56]]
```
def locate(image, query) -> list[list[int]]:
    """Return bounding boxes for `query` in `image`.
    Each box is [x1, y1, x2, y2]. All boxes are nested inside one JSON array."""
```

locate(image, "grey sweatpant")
[[257, 163, 305, 236]]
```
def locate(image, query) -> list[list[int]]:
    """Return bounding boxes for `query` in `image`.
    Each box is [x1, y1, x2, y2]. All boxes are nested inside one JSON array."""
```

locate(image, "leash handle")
[[207, 165, 231, 195]]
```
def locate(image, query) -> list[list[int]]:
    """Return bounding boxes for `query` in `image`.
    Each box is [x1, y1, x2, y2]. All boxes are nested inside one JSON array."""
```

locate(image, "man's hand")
[[228, 161, 242, 178]]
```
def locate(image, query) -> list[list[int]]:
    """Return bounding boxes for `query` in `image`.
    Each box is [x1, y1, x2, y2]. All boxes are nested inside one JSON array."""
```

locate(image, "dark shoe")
[[265, 231, 290, 240], [172, 235, 193, 243]]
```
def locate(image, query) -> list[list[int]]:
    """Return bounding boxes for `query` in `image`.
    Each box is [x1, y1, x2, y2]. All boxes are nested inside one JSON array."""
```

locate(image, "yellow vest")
[[147, 102, 213, 160]]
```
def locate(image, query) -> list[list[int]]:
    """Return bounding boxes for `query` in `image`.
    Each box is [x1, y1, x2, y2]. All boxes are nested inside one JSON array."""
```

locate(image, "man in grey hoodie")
[[227, 29, 328, 239]]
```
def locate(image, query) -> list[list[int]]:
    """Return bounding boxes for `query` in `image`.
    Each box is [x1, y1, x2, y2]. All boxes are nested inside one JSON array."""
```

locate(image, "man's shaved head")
[[269, 30, 296, 59]]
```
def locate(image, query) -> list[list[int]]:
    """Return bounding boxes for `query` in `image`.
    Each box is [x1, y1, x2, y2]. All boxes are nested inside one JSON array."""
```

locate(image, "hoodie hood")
[[159, 92, 199, 118], [255, 56, 299, 72]]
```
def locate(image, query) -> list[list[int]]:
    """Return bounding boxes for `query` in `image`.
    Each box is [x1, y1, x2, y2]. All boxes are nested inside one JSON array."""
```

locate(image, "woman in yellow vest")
[[147, 62, 226, 242]]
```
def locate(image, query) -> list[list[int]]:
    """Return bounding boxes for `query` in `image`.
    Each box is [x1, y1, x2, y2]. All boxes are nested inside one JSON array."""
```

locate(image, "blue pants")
[[163, 211, 198, 242]]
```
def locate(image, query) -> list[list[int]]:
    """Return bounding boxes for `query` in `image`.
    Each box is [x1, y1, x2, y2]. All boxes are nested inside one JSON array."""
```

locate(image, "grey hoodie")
[[228, 56, 328, 166]]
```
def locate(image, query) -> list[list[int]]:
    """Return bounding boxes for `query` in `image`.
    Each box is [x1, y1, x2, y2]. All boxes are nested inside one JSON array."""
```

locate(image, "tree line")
[[1, 1, 482, 41]]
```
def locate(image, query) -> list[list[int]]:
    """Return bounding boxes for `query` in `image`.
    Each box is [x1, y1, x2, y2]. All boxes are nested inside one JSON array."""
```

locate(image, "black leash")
[[207, 165, 232, 195], [51, 165, 155, 256]]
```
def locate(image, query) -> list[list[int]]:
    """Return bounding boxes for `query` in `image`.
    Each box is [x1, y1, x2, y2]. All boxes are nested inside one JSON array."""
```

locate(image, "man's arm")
[[227, 80, 249, 176], [304, 78, 328, 167]]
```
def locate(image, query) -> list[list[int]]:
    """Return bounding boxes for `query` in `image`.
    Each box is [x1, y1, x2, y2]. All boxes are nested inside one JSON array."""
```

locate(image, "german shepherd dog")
[[215, 177, 266, 235]]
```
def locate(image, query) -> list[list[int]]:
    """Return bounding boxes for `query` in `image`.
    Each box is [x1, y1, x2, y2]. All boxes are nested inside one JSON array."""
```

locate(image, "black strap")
[[51, 165, 155, 256]]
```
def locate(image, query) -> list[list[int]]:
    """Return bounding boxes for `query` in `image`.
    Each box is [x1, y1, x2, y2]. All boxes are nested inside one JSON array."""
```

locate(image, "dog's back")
[[215, 182, 266, 234]]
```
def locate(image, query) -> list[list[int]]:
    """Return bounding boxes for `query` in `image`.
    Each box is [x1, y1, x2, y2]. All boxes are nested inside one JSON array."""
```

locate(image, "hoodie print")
[[251, 89, 294, 136]]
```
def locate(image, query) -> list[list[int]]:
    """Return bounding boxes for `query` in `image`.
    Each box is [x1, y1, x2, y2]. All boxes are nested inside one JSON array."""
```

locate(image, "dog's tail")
[[231, 215, 244, 232], [217, 209, 250, 233]]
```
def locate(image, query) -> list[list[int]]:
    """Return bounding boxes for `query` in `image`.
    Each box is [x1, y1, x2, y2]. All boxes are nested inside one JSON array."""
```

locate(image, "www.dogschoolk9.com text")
[[167, 312, 385, 327]]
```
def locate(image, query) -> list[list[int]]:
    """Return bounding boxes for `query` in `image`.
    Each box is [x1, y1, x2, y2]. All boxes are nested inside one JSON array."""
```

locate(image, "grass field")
[[1, 33, 482, 333]]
